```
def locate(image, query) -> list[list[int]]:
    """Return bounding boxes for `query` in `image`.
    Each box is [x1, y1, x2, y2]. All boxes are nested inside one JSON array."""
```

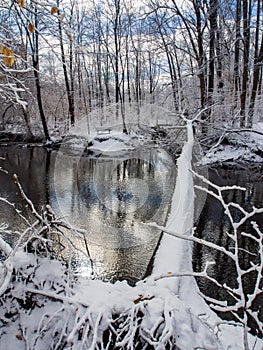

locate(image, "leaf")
[[2, 46, 8, 56], [167, 271, 172, 275], [3, 57, 9, 65], [28, 23, 35, 33], [65, 31, 73, 41], [9, 56, 15, 67], [0, 44, 3, 54], [51, 6, 58, 15], [2, 47, 15, 67], [17, 0, 25, 8], [16, 334, 23, 340]]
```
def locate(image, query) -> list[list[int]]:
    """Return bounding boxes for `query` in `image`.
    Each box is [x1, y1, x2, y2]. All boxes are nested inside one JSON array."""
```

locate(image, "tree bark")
[[248, 0, 263, 127], [57, 0, 75, 126], [208, 0, 218, 106], [248, 34, 263, 127], [32, 4, 50, 141], [234, 0, 241, 103], [240, 0, 251, 127]]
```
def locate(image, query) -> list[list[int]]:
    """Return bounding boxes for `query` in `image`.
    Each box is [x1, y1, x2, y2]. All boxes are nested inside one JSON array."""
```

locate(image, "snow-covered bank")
[[200, 123, 263, 166], [88, 132, 137, 153]]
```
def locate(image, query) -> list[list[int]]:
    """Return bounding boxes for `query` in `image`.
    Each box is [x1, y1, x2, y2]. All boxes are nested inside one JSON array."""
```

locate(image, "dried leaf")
[[3, 57, 9, 65], [17, 0, 25, 8], [2, 47, 14, 66], [16, 334, 23, 340], [9, 56, 15, 67], [0, 44, 3, 54], [28, 23, 35, 33], [65, 31, 73, 41], [51, 6, 58, 15], [2, 46, 8, 56], [167, 271, 172, 275]]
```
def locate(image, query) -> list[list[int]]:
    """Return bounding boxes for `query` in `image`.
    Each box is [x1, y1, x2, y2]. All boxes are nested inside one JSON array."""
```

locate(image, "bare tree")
[[56, 0, 75, 126]]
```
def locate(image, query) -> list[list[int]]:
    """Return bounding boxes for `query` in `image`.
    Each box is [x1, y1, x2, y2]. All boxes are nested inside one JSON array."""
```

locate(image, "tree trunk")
[[32, 5, 50, 141], [240, 0, 251, 127], [208, 0, 218, 107], [194, 1, 207, 111], [234, 0, 241, 104], [248, 33, 263, 127], [247, 0, 263, 127], [57, 0, 75, 126]]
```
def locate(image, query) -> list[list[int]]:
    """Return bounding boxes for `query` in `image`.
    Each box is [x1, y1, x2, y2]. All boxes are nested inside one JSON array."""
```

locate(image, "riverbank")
[[2, 122, 262, 169], [199, 123, 263, 167]]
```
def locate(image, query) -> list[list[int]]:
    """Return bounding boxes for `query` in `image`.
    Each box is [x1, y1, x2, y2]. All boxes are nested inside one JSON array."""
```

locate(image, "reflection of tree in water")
[[76, 154, 169, 224], [193, 167, 263, 337], [0, 147, 52, 226], [0, 147, 177, 284]]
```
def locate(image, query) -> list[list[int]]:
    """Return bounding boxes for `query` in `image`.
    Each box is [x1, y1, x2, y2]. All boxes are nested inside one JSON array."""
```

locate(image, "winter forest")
[[0, 0, 263, 349]]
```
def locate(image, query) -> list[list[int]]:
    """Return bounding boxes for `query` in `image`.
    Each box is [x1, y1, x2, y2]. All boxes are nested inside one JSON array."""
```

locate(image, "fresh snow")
[[88, 133, 136, 153], [201, 123, 263, 165], [202, 144, 263, 165]]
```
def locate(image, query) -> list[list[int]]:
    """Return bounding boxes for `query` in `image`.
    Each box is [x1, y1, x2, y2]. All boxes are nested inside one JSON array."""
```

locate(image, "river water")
[[0, 148, 262, 293], [0, 146, 176, 284], [193, 165, 263, 336]]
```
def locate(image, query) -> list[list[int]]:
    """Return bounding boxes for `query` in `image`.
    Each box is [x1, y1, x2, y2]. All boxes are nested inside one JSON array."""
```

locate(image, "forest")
[[0, 0, 263, 139]]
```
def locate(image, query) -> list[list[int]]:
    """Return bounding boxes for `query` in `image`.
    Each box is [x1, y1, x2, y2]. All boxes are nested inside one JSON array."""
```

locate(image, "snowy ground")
[[200, 122, 263, 166]]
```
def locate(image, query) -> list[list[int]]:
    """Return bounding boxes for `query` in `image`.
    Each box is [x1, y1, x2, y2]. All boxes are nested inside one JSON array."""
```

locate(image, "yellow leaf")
[[28, 23, 35, 33], [0, 44, 3, 54], [3, 46, 8, 56], [9, 56, 15, 67], [2, 47, 15, 67], [167, 271, 172, 275], [51, 6, 58, 15], [17, 0, 25, 8]]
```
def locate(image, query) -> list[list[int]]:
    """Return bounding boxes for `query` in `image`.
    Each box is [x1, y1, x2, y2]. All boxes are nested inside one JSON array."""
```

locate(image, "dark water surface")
[[0, 146, 176, 283], [193, 166, 263, 336]]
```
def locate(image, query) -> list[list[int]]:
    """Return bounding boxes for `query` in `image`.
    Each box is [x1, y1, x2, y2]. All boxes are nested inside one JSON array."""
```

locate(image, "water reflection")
[[193, 166, 263, 336], [0, 147, 52, 246], [53, 149, 176, 282], [0, 146, 176, 284]]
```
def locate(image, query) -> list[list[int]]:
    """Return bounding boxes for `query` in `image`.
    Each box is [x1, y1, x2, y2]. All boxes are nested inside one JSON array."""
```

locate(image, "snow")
[[88, 133, 136, 153], [202, 144, 263, 165], [201, 123, 263, 165], [0, 122, 262, 349]]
